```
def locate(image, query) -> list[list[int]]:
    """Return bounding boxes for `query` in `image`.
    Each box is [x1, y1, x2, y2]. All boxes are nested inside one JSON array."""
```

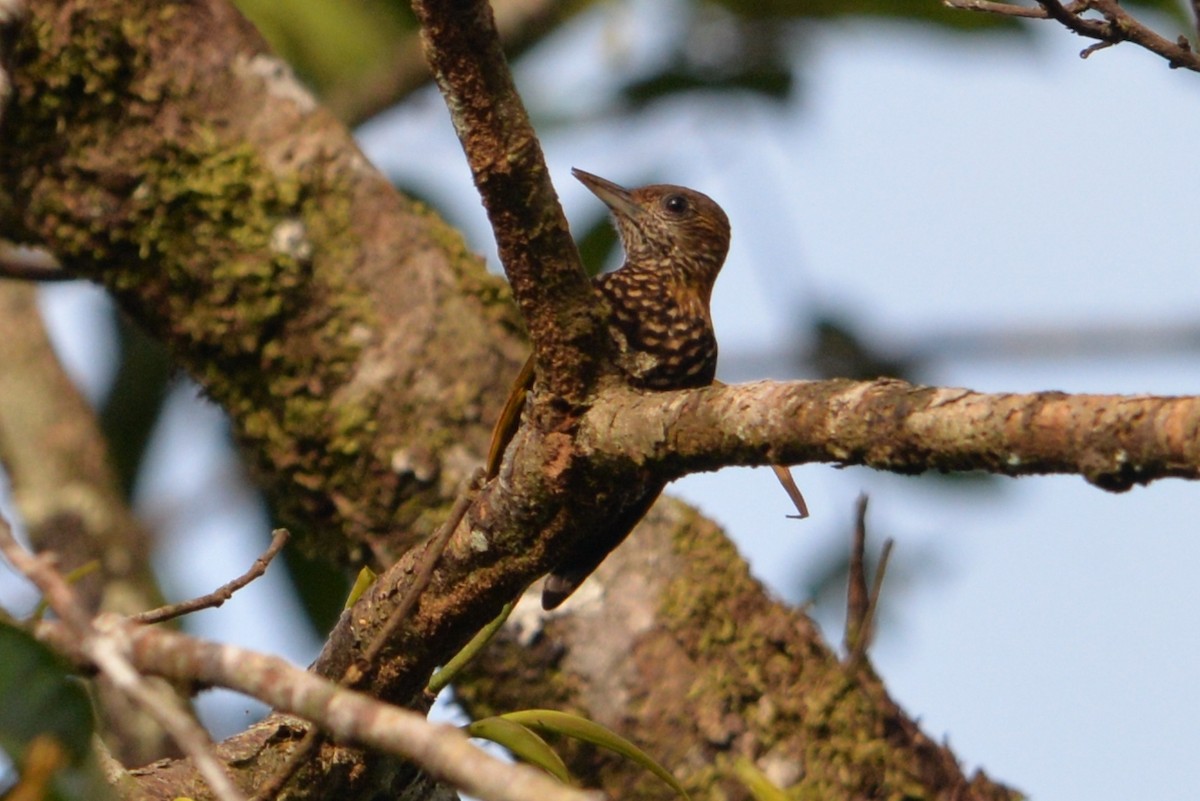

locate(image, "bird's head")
[[572, 168, 731, 288]]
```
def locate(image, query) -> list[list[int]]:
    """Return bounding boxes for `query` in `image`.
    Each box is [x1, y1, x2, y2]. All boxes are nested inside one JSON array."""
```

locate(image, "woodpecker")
[[487, 168, 731, 609]]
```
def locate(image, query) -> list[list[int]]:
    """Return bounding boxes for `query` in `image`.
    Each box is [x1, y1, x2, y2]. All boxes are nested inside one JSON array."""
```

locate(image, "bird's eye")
[[662, 194, 689, 215]]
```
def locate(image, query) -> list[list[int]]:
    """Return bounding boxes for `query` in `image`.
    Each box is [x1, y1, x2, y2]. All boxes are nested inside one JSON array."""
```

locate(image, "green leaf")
[[428, 602, 514, 695], [0, 622, 94, 766], [466, 717, 572, 783], [501, 709, 690, 800], [344, 565, 377, 609], [734, 757, 790, 801]]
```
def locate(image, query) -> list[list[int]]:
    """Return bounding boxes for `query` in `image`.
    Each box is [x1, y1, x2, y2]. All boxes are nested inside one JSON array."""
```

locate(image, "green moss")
[[331, 402, 377, 456], [11, 6, 381, 550], [414, 200, 523, 330], [655, 509, 956, 800]]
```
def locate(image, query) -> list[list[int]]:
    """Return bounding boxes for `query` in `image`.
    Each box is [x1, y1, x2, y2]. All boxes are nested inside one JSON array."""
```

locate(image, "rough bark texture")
[[0, 0, 527, 568], [577, 379, 1200, 490], [412, 0, 606, 407], [453, 498, 1015, 801]]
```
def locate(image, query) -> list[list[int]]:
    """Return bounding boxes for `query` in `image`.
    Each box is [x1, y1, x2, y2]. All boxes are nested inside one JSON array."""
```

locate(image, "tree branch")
[[0, 0, 528, 568], [945, 0, 1200, 69], [327, 0, 591, 127], [33, 616, 601, 801], [0, 282, 179, 764], [578, 379, 1200, 490], [410, 0, 601, 404], [305, 376, 1200, 765], [5, 1, 1185, 799], [452, 499, 1020, 800], [0, 518, 246, 801], [131, 528, 290, 625]]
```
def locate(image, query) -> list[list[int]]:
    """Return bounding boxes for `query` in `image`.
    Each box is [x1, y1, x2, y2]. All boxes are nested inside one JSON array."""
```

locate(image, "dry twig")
[[359, 468, 484, 671], [944, 0, 1200, 69], [0, 516, 248, 801], [132, 528, 290, 625], [843, 495, 894, 667], [3, 507, 596, 801]]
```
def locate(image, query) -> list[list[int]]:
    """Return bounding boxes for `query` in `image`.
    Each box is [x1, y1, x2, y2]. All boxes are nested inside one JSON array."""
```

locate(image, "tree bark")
[[455, 498, 1015, 799], [0, 0, 527, 569], [0, 282, 180, 767]]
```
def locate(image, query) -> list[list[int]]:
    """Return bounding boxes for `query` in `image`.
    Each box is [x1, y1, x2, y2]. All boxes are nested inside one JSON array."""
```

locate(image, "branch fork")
[[946, 0, 1200, 69]]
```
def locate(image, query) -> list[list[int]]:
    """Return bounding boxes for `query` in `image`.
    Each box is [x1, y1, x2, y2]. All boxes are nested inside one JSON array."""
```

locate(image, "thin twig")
[[1080, 40, 1116, 58], [771, 464, 810, 519], [132, 528, 290, 625], [1087, 0, 1200, 69], [942, 0, 1049, 18], [0, 516, 248, 801], [844, 495, 870, 658], [946, 0, 1200, 71], [1037, 0, 1109, 38], [860, 538, 895, 656], [359, 467, 484, 671], [844, 496, 894, 668], [0, 244, 72, 281]]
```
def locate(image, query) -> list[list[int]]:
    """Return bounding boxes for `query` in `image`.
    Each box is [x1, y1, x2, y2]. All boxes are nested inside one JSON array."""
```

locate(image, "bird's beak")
[[572, 168, 641, 218]]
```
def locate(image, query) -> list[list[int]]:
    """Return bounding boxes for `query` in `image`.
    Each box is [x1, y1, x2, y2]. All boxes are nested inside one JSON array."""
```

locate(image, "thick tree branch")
[[452, 499, 1020, 800], [3, 1, 1180, 800], [578, 379, 1200, 490], [411, 0, 601, 404], [0, 0, 527, 568]]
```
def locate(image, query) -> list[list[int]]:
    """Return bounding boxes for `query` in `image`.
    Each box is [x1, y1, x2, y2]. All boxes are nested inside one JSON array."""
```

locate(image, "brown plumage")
[[486, 168, 731, 609]]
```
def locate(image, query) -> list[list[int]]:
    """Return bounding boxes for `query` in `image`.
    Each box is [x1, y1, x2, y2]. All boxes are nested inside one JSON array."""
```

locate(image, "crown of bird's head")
[[572, 168, 731, 283]]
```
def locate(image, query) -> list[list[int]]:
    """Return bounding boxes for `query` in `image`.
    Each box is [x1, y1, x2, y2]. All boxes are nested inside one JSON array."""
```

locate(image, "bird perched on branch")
[[578, 169, 730, 392], [486, 168, 732, 609]]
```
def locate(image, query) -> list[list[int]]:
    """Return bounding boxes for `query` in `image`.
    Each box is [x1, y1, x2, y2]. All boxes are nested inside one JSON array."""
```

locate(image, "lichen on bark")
[[0, 0, 524, 567]]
